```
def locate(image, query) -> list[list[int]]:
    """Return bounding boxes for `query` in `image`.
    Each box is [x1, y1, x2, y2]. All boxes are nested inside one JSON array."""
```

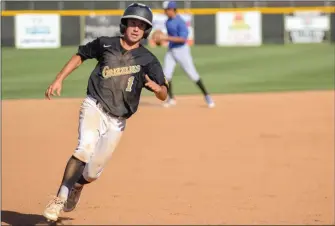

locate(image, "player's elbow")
[[72, 54, 84, 68], [179, 32, 188, 41]]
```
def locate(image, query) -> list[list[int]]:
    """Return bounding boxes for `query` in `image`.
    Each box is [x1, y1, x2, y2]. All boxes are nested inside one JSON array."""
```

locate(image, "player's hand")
[[45, 80, 63, 100], [159, 33, 168, 41], [154, 33, 167, 43], [145, 74, 162, 93]]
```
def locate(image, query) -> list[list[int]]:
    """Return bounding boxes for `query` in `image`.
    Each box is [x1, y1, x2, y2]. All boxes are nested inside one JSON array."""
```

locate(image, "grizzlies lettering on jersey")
[[77, 36, 168, 119]]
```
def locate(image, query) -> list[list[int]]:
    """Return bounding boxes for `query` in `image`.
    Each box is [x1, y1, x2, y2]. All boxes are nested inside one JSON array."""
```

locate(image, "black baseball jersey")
[[76, 36, 168, 119]]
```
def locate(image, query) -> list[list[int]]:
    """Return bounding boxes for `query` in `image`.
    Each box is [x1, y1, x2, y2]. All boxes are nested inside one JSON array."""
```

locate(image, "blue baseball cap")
[[162, 1, 177, 9]]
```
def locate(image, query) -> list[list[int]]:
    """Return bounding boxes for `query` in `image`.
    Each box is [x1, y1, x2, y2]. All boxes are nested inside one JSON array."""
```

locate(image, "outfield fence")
[[1, 1, 334, 10], [1, 1, 335, 48]]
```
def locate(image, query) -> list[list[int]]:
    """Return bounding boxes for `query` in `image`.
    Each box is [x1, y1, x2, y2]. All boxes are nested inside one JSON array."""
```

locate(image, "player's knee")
[[73, 133, 96, 162], [73, 151, 90, 163], [82, 173, 98, 182], [82, 167, 103, 182], [73, 144, 95, 163], [78, 152, 107, 182]]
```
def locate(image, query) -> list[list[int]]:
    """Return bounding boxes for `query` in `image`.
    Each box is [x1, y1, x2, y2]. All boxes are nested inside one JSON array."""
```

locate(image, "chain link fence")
[[2, 0, 333, 10]]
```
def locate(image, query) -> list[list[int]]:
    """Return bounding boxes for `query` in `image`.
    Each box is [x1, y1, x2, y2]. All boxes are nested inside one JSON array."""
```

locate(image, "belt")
[[88, 96, 125, 120]]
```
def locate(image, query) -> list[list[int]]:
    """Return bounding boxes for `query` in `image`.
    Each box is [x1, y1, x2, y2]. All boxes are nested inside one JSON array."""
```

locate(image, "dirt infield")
[[2, 91, 334, 225]]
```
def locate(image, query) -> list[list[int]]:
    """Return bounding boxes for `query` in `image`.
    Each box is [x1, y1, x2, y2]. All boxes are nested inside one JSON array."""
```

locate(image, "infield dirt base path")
[[2, 91, 334, 225]]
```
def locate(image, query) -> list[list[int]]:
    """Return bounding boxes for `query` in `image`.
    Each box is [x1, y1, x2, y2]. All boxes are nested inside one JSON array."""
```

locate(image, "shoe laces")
[[47, 197, 66, 210]]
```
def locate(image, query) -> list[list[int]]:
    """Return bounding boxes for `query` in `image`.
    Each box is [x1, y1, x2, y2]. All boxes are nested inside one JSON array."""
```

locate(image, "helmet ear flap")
[[119, 23, 126, 35], [143, 27, 152, 39], [119, 18, 127, 35]]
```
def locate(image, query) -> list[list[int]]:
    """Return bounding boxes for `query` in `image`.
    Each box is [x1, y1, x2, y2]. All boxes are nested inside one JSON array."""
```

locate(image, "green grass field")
[[2, 44, 334, 100]]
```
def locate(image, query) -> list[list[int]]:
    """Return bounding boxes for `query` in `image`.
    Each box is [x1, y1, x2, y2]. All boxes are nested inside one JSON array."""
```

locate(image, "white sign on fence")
[[15, 14, 60, 49], [82, 15, 122, 45], [216, 11, 262, 46], [285, 11, 330, 43]]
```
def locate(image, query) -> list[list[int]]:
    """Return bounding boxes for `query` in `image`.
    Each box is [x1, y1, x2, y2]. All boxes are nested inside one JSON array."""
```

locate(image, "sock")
[[167, 81, 174, 99], [195, 79, 209, 96], [58, 185, 69, 200], [57, 156, 86, 199]]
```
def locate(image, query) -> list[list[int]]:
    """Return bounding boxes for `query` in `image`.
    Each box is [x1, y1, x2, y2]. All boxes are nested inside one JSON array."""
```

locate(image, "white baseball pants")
[[73, 95, 125, 182], [163, 44, 200, 82]]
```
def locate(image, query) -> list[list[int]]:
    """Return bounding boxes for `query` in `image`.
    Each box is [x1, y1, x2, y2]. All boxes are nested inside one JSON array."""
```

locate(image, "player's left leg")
[[173, 45, 215, 108], [163, 49, 177, 107], [43, 96, 103, 221], [64, 113, 125, 212]]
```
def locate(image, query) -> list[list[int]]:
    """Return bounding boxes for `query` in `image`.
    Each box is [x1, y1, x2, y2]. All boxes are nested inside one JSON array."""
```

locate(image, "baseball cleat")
[[63, 185, 83, 212], [205, 95, 215, 108], [163, 98, 176, 108], [43, 196, 66, 222], [208, 102, 215, 108]]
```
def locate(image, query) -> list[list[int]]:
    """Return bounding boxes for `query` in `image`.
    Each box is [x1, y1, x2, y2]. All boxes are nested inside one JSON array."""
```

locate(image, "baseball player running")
[[42, 3, 168, 222], [154, 1, 215, 108]]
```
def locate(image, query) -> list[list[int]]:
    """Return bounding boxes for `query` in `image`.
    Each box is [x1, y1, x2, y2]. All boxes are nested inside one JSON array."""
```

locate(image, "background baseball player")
[[153, 1, 215, 108], [42, 3, 168, 222]]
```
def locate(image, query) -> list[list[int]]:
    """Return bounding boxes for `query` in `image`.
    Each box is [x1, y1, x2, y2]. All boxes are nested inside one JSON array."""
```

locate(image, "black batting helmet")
[[120, 3, 153, 39]]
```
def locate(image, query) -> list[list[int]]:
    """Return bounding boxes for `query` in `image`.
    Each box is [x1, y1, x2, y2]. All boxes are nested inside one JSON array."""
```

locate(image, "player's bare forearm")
[[45, 55, 83, 99], [154, 86, 168, 101], [166, 36, 187, 43], [54, 55, 83, 82]]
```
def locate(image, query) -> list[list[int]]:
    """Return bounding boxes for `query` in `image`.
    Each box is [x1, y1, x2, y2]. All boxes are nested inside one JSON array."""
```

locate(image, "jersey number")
[[126, 76, 135, 92]]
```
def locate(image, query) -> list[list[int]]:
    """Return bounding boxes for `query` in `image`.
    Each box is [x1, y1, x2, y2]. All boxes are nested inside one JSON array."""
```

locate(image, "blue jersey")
[[165, 15, 189, 49]]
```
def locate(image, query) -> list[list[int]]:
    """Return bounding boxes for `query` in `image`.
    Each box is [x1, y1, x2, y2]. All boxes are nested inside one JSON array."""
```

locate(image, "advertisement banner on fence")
[[148, 13, 194, 47], [216, 11, 262, 46], [285, 11, 330, 43], [81, 15, 121, 45], [15, 14, 60, 49]]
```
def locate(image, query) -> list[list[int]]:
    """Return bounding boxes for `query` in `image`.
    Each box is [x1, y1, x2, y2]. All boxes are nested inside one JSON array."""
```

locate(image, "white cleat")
[[63, 185, 83, 212], [163, 98, 177, 108], [205, 95, 215, 108], [208, 102, 215, 108], [43, 196, 66, 222]]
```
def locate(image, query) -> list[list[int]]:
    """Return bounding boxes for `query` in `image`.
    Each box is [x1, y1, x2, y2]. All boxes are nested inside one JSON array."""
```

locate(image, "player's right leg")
[[163, 49, 177, 107], [43, 96, 102, 221], [173, 45, 215, 108], [64, 100, 126, 213]]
